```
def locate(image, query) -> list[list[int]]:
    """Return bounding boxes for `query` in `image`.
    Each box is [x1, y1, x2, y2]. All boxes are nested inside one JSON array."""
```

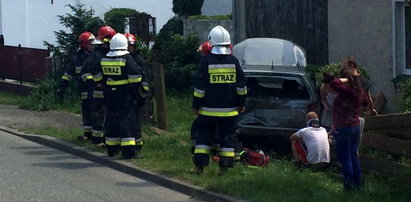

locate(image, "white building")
[[0, 0, 173, 49]]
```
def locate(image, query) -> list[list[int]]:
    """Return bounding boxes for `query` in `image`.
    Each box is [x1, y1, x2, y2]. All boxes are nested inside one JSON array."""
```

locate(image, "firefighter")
[[80, 25, 116, 147], [124, 33, 150, 156], [192, 26, 247, 175], [58, 31, 95, 141], [93, 33, 144, 159]]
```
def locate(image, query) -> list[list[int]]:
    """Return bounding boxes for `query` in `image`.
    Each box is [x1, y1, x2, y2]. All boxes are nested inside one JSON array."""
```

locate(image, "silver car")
[[233, 38, 319, 142]]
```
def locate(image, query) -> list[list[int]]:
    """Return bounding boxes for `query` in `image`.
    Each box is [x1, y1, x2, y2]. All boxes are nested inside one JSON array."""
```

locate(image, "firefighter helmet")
[[208, 26, 231, 55], [79, 32, 95, 49], [106, 33, 129, 57], [208, 25, 231, 46], [124, 33, 137, 45], [200, 41, 212, 56], [93, 25, 116, 44]]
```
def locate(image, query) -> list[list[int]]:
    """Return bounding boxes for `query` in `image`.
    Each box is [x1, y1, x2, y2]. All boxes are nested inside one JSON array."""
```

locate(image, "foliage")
[[392, 75, 411, 112], [84, 17, 106, 36], [159, 34, 201, 90], [43, 4, 97, 64], [104, 8, 139, 33], [305, 63, 369, 88], [172, 0, 204, 17], [152, 17, 184, 52], [19, 78, 80, 113], [188, 14, 232, 20]]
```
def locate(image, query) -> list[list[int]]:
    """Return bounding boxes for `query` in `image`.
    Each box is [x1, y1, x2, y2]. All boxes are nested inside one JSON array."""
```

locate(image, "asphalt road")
[[0, 130, 199, 202]]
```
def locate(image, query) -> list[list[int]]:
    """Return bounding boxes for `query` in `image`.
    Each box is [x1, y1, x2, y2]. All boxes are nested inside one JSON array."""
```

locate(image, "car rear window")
[[246, 75, 311, 100]]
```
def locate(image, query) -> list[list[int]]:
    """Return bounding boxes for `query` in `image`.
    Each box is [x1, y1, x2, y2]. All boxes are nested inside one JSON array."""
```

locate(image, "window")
[[395, 1, 411, 75], [405, 4, 411, 70]]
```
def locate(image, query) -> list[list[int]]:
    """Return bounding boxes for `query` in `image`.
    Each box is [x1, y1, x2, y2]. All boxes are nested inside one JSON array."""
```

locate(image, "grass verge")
[[3, 91, 411, 201]]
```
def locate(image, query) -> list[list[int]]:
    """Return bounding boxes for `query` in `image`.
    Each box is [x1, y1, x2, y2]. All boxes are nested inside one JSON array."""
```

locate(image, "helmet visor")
[[211, 46, 232, 55]]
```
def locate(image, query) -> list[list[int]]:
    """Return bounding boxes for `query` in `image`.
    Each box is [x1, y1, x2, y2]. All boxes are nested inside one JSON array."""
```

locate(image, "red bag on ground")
[[240, 148, 270, 167]]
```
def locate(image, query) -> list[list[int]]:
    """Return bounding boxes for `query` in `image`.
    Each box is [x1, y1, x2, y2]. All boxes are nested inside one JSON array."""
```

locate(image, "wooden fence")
[[0, 45, 50, 95], [362, 113, 411, 176]]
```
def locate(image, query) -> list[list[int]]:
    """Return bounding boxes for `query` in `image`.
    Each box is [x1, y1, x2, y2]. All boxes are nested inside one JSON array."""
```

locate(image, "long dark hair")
[[339, 68, 360, 89]]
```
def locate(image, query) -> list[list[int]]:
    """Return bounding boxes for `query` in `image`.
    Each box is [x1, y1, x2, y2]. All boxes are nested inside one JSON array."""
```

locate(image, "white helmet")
[[107, 33, 129, 57], [208, 25, 231, 55]]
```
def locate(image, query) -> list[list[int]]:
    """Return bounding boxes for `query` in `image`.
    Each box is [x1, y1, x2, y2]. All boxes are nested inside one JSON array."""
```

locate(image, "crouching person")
[[290, 112, 330, 169]]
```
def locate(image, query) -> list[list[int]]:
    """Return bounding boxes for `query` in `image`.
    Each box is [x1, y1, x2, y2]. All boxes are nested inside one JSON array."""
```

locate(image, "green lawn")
[[4, 91, 411, 202]]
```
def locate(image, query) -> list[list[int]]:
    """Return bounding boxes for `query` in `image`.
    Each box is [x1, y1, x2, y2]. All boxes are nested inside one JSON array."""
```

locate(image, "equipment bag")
[[240, 148, 270, 167]]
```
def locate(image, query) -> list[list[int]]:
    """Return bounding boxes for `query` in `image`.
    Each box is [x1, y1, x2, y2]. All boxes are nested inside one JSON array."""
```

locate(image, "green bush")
[[152, 17, 184, 53], [104, 8, 139, 33], [19, 78, 79, 112], [162, 34, 201, 91], [187, 14, 232, 20], [305, 63, 369, 88], [392, 76, 411, 112]]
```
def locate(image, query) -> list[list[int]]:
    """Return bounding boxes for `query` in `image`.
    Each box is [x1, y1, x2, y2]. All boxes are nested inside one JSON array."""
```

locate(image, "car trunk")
[[238, 73, 316, 133]]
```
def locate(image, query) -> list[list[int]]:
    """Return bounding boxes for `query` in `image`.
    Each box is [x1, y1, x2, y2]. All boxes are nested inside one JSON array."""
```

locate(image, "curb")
[[0, 126, 245, 202]]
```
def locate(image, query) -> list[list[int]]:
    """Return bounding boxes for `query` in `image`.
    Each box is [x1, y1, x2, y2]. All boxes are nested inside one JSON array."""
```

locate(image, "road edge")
[[0, 126, 246, 202]]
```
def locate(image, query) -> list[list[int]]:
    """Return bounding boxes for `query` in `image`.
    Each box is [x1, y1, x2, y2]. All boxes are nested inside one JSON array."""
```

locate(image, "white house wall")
[[0, 0, 173, 49], [328, 0, 397, 112]]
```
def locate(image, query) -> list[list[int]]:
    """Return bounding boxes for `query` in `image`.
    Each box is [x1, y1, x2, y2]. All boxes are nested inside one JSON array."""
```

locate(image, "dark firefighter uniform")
[[59, 48, 92, 139], [93, 54, 144, 159], [80, 45, 109, 145], [192, 53, 247, 169], [129, 50, 150, 152]]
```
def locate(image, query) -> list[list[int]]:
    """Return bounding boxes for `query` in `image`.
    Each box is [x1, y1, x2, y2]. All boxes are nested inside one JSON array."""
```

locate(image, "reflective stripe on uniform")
[[93, 90, 104, 98], [142, 82, 150, 91], [128, 74, 142, 83], [106, 79, 129, 86], [193, 88, 205, 98], [92, 130, 104, 137], [93, 72, 103, 82], [75, 66, 82, 74], [83, 125, 92, 133], [199, 107, 238, 117], [100, 58, 126, 66], [121, 137, 136, 146], [194, 145, 211, 154], [62, 73, 72, 81], [234, 152, 241, 160], [80, 92, 88, 100], [208, 64, 236, 73], [135, 138, 143, 146], [219, 148, 235, 157], [81, 73, 93, 82], [236, 87, 247, 95], [106, 137, 120, 146]]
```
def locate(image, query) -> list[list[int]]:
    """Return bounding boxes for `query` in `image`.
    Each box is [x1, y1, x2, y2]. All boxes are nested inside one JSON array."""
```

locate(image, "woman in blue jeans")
[[326, 68, 369, 191]]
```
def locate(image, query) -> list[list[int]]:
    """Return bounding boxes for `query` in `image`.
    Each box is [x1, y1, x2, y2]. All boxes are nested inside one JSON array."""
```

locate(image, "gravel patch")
[[0, 104, 82, 130]]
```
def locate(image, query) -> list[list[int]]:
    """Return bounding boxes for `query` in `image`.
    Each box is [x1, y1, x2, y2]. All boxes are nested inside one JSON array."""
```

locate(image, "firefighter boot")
[[121, 146, 136, 159], [107, 145, 120, 157], [190, 166, 204, 175], [77, 132, 92, 142]]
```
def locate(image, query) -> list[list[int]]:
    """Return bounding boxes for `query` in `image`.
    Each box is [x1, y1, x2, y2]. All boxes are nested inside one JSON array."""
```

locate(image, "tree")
[[104, 8, 139, 33], [43, 4, 100, 66], [172, 0, 204, 17]]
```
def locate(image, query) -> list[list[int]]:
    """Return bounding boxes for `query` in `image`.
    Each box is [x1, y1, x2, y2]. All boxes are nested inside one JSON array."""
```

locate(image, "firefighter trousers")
[[130, 105, 143, 151], [104, 87, 136, 159], [91, 90, 105, 145], [80, 95, 92, 138], [193, 115, 238, 168]]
